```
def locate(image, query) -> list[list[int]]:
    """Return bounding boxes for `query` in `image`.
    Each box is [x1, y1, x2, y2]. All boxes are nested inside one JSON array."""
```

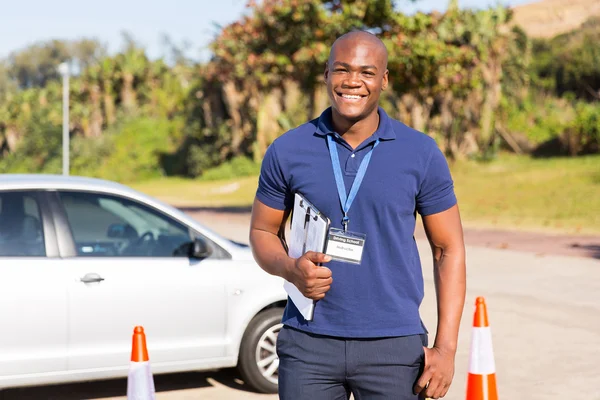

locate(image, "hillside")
[[510, 0, 600, 38]]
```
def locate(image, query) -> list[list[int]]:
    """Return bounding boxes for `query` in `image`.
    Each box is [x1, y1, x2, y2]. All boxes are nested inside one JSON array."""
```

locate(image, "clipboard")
[[284, 192, 330, 321]]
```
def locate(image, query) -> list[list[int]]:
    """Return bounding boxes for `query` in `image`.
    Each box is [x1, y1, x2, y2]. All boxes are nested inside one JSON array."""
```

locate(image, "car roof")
[[0, 174, 133, 192], [0, 173, 178, 222], [0, 174, 242, 251]]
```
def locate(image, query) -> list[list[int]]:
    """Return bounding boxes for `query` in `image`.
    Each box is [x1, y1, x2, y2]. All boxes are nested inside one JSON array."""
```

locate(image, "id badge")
[[325, 228, 366, 265]]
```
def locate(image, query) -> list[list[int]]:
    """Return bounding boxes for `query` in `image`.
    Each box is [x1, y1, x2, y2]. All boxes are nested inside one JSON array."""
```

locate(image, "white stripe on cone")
[[468, 327, 496, 375], [127, 361, 156, 400]]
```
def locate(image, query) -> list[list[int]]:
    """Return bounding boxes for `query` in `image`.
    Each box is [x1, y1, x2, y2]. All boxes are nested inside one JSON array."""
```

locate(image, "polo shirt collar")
[[315, 106, 396, 141]]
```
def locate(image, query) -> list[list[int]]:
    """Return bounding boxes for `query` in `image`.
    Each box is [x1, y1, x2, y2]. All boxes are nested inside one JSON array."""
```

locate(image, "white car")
[[0, 174, 287, 394]]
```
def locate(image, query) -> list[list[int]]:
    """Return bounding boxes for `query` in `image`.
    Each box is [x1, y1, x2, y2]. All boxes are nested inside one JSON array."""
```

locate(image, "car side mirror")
[[190, 238, 212, 259]]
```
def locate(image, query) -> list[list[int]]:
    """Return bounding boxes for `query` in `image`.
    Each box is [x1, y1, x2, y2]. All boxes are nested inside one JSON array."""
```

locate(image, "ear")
[[382, 69, 389, 91], [324, 62, 329, 82]]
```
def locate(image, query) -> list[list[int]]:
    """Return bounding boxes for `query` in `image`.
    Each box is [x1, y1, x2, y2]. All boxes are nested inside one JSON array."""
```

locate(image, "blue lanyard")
[[327, 135, 379, 231]]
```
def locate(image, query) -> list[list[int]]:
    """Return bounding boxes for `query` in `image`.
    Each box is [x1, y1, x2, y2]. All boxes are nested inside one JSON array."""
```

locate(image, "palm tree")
[[100, 58, 117, 125], [115, 47, 149, 113]]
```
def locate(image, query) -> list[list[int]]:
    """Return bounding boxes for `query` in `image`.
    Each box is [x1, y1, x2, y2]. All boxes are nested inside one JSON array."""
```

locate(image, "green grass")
[[130, 176, 260, 208], [450, 153, 600, 234], [129, 153, 600, 235]]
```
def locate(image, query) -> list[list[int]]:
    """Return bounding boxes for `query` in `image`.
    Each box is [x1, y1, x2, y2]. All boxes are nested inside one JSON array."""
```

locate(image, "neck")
[[332, 108, 380, 149]]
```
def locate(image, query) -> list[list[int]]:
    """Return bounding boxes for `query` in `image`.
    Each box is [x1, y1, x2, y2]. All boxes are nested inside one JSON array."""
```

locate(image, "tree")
[[208, 0, 399, 161], [383, 4, 514, 157], [530, 16, 600, 100], [6, 39, 106, 89]]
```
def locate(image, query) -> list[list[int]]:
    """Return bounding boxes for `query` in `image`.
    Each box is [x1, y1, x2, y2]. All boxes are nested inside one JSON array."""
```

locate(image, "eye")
[[363, 71, 376, 76], [334, 68, 347, 73]]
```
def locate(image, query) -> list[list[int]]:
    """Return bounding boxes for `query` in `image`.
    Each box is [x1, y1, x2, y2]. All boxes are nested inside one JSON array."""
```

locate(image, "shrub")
[[563, 102, 600, 155], [200, 156, 261, 181], [91, 117, 184, 182]]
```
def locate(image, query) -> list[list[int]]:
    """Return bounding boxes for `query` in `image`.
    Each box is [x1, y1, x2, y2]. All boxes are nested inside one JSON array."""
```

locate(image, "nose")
[[342, 71, 362, 88]]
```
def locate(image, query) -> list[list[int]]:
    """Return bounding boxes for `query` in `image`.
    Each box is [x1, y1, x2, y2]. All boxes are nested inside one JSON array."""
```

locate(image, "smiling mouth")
[[337, 93, 367, 101]]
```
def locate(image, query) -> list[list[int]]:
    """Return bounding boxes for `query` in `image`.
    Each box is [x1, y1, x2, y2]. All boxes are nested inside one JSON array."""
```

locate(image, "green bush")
[[180, 122, 234, 178], [0, 111, 62, 174], [503, 94, 574, 145], [199, 156, 261, 181], [69, 135, 113, 177], [563, 102, 600, 155], [0, 114, 185, 181], [93, 117, 184, 182], [530, 16, 600, 100]]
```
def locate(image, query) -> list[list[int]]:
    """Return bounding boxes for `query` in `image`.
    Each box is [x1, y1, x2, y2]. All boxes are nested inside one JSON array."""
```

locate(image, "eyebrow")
[[332, 61, 378, 71]]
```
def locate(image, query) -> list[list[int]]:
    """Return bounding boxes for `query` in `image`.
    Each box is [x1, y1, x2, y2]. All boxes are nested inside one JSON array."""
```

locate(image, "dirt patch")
[[415, 223, 600, 260], [510, 0, 600, 39]]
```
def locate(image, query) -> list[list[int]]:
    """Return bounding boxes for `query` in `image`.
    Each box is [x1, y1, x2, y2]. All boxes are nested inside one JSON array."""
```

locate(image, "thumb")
[[304, 251, 332, 265]]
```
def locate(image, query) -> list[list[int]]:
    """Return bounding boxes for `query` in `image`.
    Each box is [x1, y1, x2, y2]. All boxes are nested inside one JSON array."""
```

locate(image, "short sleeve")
[[416, 144, 457, 216], [256, 142, 293, 210]]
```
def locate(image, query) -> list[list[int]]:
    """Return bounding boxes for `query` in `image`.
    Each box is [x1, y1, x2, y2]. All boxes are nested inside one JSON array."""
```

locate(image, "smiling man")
[[250, 31, 466, 400]]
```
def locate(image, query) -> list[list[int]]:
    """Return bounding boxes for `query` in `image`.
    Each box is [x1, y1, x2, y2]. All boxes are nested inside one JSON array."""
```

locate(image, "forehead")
[[330, 38, 386, 67]]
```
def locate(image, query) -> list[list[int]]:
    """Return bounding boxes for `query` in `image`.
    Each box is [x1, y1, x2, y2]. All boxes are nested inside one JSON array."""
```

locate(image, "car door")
[[51, 190, 229, 371], [0, 190, 68, 379]]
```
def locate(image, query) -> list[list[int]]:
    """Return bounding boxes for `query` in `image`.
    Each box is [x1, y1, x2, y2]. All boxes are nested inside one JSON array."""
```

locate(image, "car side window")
[[0, 191, 45, 257], [58, 191, 201, 258]]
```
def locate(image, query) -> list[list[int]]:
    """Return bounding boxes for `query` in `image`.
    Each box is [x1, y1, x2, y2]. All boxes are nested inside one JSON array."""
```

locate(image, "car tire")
[[237, 307, 283, 394]]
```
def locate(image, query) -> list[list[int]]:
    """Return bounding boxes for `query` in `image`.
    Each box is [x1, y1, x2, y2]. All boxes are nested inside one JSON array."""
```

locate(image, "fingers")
[[414, 368, 432, 396], [431, 382, 451, 399], [307, 283, 331, 300], [414, 346, 430, 395], [304, 251, 332, 264], [415, 348, 453, 399], [301, 278, 331, 300], [293, 252, 334, 300], [425, 379, 441, 399], [297, 253, 332, 279], [315, 266, 332, 278], [302, 271, 332, 299], [422, 381, 450, 400], [425, 367, 452, 399]]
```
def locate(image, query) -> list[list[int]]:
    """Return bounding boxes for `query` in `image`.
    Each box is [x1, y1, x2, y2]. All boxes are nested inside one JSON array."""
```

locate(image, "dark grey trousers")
[[277, 325, 427, 400]]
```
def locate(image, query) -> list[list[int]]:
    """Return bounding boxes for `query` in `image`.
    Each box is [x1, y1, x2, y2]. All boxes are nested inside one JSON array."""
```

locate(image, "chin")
[[334, 105, 369, 122]]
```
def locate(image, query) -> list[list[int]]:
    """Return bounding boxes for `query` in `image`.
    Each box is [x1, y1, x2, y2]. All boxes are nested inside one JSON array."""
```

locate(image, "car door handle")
[[80, 273, 105, 283]]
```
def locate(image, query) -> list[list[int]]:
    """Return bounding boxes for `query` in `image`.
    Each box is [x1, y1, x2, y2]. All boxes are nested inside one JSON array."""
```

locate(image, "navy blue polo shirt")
[[256, 106, 457, 338]]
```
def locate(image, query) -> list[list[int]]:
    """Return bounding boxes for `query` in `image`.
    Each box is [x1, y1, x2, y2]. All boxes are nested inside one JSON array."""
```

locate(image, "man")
[[249, 30, 466, 400]]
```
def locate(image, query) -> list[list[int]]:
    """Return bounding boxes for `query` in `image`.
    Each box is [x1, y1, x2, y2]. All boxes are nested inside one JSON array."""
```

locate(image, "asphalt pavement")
[[4, 213, 599, 400]]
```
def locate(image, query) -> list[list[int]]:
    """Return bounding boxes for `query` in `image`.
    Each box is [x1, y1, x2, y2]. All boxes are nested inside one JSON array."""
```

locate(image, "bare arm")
[[423, 203, 466, 353], [249, 198, 333, 300], [249, 197, 294, 279], [415, 204, 466, 399]]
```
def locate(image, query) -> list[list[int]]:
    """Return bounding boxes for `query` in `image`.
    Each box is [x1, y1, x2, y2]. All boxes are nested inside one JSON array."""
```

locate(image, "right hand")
[[288, 251, 333, 300]]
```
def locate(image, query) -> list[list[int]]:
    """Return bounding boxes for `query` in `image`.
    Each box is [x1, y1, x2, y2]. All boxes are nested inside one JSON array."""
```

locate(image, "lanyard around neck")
[[327, 134, 379, 231]]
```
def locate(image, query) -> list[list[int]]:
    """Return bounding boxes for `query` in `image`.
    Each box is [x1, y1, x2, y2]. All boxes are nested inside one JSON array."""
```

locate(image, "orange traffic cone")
[[466, 297, 498, 400], [127, 326, 156, 400]]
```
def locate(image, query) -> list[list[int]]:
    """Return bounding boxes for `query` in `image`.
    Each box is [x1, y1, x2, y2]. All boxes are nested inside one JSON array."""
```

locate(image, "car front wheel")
[[237, 307, 283, 394]]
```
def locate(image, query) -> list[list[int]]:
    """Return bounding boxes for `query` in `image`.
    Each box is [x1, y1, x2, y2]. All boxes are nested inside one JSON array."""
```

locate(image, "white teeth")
[[341, 94, 362, 99]]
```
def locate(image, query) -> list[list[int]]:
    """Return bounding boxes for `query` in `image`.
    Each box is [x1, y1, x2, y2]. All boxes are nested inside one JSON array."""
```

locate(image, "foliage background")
[[0, 0, 598, 183]]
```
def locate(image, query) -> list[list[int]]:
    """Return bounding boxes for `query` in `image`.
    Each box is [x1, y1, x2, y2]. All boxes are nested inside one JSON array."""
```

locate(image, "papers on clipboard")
[[284, 193, 330, 321]]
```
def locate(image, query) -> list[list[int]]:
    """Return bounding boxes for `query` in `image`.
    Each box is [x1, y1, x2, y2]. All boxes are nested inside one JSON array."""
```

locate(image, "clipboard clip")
[[299, 198, 319, 221], [304, 207, 311, 229]]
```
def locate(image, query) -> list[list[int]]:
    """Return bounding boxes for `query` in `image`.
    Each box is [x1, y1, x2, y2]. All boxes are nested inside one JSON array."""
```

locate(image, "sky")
[[0, 0, 535, 62]]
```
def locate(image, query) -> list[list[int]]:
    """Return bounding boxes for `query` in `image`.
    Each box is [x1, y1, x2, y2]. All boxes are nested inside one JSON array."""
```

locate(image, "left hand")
[[414, 346, 456, 399]]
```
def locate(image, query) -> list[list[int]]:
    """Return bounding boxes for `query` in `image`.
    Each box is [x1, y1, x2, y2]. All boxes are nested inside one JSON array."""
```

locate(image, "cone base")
[[466, 373, 498, 400], [127, 361, 156, 400]]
